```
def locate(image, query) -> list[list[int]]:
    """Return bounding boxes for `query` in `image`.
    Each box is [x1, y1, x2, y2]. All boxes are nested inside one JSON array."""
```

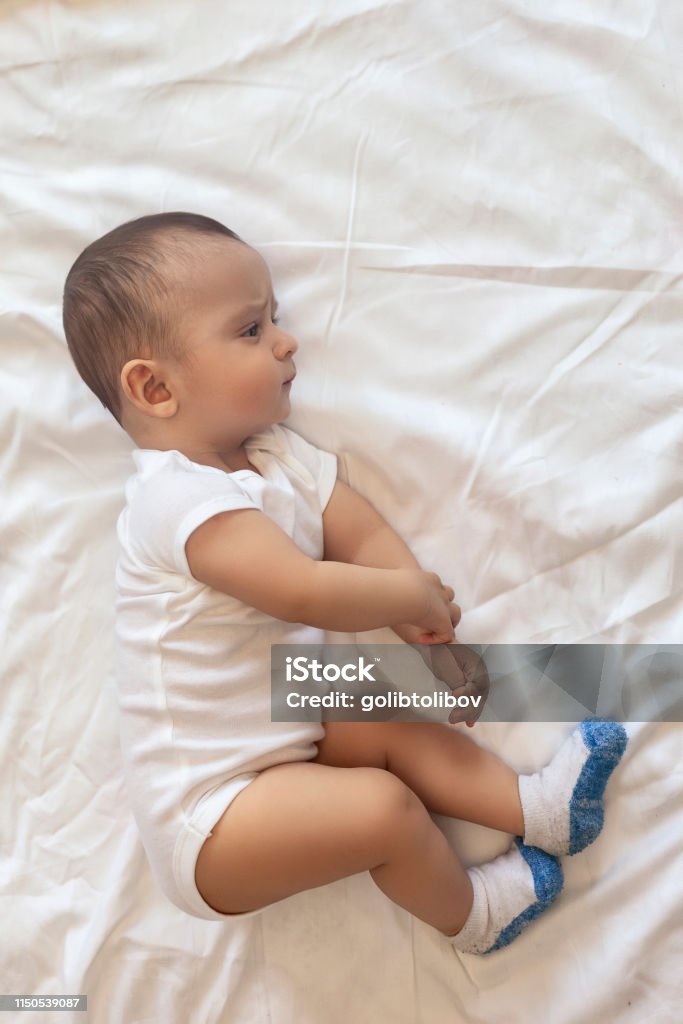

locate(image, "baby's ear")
[[121, 359, 176, 417]]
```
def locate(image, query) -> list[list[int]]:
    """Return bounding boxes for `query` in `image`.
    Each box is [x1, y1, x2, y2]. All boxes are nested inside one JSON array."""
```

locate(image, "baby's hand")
[[397, 573, 462, 643], [417, 641, 490, 726], [392, 611, 461, 648]]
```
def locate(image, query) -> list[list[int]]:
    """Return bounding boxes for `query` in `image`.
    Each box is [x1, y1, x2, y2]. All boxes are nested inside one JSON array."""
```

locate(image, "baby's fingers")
[[449, 602, 462, 629], [417, 630, 454, 644]]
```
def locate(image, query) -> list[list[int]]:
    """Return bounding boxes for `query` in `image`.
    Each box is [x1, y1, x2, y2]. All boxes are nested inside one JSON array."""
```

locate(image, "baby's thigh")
[[195, 761, 416, 915], [313, 721, 391, 769]]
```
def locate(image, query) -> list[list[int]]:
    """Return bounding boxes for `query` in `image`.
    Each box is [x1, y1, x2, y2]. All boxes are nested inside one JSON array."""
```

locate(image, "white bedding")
[[2, 1, 682, 1022]]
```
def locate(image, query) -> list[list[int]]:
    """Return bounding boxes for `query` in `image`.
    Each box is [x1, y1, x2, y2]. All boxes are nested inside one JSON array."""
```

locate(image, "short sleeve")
[[125, 453, 260, 577], [277, 426, 338, 511]]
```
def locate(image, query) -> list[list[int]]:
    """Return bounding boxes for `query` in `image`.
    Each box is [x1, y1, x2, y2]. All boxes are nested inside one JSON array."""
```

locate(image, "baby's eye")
[[272, 316, 280, 326], [244, 323, 259, 338]]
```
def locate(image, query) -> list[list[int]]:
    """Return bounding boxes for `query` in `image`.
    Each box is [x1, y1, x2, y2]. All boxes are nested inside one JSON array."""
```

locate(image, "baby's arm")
[[322, 480, 484, 724], [322, 480, 422, 572], [322, 480, 461, 643], [184, 504, 454, 640]]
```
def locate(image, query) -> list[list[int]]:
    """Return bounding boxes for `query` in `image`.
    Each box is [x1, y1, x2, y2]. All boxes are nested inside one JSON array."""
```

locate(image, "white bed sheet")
[[1, 1, 682, 1022]]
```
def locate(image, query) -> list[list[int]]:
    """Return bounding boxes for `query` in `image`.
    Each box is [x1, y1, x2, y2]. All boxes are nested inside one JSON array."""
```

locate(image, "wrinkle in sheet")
[[325, 129, 368, 339], [577, 110, 683, 205], [260, 240, 413, 250], [460, 398, 504, 504], [457, 10, 651, 105], [524, 301, 632, 408], [456, 488, 674, 626], [364, 262, 683, 292], [539, 495, 680, 582], [170, 2, 402, 79], [38, 437, 101, 485]]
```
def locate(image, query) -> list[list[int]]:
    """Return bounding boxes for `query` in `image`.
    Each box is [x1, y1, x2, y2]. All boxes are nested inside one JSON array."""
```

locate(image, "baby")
[[62, 211, 628, 956]]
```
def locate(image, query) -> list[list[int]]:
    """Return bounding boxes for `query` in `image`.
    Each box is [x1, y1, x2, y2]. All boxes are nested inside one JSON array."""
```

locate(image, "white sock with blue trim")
[[450, 838, 563, 956], [518, 719, 628, 856]]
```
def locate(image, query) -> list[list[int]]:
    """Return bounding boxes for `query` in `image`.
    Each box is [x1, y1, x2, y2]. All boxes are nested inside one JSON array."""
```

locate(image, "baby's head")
[[62, 212, 298, 459]]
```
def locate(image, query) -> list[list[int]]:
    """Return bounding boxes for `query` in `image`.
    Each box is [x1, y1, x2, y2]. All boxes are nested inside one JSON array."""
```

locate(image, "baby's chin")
[[277, 398, 293, 421]]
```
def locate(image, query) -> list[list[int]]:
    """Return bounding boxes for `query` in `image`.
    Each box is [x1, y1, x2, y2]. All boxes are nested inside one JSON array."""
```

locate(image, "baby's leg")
[[195, 761, 474, 936], [314, 721, 525, 835], [315, 719, 628, 856], [194, 760, 561, 955]]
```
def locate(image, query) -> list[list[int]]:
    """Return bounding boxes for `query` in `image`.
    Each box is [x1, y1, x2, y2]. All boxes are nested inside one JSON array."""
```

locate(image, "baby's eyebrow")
[[222, 297, 278, 332], [231, 295, 278, 318]]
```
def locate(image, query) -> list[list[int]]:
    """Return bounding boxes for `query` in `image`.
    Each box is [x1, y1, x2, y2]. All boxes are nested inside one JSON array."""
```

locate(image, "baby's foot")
[[450, 838, 563, 956], [518, 719, 628, 856]]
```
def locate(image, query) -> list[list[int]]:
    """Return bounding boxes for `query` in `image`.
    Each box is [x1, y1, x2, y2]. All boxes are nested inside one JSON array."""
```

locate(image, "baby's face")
[[171, 239, 298, 448]]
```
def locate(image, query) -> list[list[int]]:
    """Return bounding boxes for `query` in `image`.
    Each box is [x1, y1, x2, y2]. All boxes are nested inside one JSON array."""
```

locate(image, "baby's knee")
[[357, 767, 427, 851]]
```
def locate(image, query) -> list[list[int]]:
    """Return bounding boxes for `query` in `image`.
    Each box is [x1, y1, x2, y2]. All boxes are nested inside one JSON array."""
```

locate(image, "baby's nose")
[[276, 328, 298, 356]]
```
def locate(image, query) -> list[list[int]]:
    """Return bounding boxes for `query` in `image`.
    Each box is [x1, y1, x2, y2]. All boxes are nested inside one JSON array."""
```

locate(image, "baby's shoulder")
[[119, 448, 262, 577], [131, 447, 216, 476], [125, 448, 255, 517]]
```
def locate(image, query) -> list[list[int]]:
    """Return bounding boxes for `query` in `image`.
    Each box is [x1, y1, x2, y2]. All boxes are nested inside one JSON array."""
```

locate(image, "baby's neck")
[[124, 415, 268, 473]]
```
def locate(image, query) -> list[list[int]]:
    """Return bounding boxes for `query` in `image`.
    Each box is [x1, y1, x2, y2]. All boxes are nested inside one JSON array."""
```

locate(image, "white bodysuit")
[[114, 423, 337, 920]]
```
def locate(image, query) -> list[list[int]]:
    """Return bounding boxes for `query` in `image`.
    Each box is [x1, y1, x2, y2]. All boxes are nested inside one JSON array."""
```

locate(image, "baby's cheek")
[[230, 377, 263, 404]]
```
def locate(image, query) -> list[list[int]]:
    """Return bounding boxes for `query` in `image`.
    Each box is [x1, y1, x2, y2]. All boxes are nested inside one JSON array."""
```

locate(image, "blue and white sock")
[[518, 719, 628, 856], [450, 838, 563, 956]]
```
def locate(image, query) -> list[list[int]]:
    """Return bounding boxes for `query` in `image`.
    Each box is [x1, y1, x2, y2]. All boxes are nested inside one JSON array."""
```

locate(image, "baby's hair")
[[62, 211, 243, 426]]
